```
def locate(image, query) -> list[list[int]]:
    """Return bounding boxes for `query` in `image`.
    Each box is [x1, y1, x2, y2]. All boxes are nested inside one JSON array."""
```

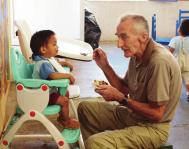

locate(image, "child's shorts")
[[48, 93, 60, 105]]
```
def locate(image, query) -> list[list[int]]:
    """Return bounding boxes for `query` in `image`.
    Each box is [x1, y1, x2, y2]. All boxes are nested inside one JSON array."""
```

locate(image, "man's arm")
[[93, 48, 129, 94], [102, 65, 129, 94], [96, 86, 166, 121], [126, 98, 166, 121]]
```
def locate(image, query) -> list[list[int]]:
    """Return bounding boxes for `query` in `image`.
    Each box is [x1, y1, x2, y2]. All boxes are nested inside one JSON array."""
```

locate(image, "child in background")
[[169, 19, 189, 101], [30, 30, 80, 129]]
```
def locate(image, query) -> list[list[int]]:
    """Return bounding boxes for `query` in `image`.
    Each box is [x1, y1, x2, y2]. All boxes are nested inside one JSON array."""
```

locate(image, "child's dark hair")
[[180, 19, 189, 36], [30, 30, 55, 56]]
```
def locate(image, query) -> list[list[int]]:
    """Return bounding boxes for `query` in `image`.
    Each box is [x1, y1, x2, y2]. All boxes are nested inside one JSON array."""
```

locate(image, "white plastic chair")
[[13, 20, 87, 149], [14, 20, 93, 64]]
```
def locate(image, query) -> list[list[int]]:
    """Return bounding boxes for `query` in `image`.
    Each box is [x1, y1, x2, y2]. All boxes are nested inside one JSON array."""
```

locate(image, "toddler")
[[30, 30, 80, 129], [169, 19, 189, 101]]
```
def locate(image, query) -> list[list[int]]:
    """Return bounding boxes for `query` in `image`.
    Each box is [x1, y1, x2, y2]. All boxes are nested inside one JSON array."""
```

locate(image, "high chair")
[[14, 19, 93, 64], [0, 48, 83, 149]]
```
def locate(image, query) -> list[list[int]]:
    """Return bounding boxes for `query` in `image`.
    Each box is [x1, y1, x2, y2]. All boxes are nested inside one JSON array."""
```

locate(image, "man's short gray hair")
[[119, 13, 150, 40]]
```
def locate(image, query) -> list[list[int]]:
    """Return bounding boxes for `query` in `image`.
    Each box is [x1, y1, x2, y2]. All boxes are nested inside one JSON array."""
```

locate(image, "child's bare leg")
[[56, 95, 69, 122], [65, 90, 69, 99]]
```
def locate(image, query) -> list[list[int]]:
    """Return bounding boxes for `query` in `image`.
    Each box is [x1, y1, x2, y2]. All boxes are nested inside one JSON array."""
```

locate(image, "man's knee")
[[77, 101, 86, 114], [85, 135, 107, 149]]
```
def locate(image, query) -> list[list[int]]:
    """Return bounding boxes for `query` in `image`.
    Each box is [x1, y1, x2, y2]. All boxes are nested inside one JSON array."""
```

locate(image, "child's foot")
[[57, 117, 80, 129]]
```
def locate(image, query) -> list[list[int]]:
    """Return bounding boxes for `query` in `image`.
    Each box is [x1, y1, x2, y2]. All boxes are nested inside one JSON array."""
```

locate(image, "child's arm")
[[58, 61, 73, 72], [169, 47, 175, 54], [49, 72, 75, 85]]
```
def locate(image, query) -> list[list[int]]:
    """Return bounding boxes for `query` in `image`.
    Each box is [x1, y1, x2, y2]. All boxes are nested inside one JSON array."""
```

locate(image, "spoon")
[[80, 52, 93, 56]]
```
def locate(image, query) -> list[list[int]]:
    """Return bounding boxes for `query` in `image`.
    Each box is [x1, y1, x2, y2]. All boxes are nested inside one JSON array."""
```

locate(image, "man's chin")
[[124, 52, 132, 58]]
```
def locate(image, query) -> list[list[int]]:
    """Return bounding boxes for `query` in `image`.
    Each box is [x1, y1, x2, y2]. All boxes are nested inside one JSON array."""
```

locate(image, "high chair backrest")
[[11, 48, 33, 84], [14, 20, 33, 64], [11, 48, 51, 113]]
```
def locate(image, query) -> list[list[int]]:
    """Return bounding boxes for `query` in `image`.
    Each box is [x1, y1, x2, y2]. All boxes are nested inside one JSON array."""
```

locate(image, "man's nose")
[[117, 38, 123, 48]]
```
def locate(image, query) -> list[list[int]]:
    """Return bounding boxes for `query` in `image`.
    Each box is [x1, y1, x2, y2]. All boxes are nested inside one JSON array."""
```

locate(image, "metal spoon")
[[80, 52, 93, 56]]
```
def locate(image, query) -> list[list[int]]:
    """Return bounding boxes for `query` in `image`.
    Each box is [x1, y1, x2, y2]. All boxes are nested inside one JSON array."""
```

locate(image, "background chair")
[[0, 48, 82, 149], [14, 20, 93, 64], [175, 9, 189, 36], [151, 14, 172, 45]]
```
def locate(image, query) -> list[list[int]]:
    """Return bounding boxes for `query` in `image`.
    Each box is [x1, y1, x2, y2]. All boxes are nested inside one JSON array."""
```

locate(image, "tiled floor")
[[5, 43, 189, 148]]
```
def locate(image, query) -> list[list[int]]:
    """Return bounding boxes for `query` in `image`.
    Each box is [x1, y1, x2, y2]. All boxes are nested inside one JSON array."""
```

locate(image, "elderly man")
[[78, 13, 182, 149]]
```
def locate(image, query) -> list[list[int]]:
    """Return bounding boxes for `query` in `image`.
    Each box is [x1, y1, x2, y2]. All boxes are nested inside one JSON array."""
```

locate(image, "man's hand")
[[93, 48, 109, 69], [95, 85, 124, 102]]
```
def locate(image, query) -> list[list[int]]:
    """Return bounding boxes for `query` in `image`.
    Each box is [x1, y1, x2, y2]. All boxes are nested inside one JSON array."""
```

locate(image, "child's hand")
[[66, 63, 73, 72], [69, 75, 75, 85]]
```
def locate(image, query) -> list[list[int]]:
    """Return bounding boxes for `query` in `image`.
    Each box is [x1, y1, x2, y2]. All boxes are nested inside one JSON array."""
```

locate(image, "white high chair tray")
[[57, 36, 93, 61]]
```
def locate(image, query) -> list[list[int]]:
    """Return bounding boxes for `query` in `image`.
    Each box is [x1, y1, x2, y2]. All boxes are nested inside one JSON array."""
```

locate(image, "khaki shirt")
[[123, 38, 182, 122]]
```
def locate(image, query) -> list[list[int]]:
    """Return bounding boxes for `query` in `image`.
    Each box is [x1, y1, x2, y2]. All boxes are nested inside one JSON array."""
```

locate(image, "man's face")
[[43, 35, 59, 58], [116, 19, 141, 58]]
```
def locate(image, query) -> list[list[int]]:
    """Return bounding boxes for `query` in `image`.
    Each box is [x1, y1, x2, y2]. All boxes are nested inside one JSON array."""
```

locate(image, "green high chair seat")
[[16, 105, 61, 115]]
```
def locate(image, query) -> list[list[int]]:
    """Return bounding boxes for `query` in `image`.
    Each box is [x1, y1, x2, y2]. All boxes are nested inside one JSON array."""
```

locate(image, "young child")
[[30, 30, 80, 129], [168, 19, 189, 101]]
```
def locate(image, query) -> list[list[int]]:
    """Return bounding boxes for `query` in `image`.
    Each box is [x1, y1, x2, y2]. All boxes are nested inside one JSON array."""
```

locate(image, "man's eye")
[[122, 36, 127, 40]]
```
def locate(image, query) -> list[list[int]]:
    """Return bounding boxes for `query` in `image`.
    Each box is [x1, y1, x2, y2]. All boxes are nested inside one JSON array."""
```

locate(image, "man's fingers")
[[93, 48, 102, 59], [98, 85, 108, 89]]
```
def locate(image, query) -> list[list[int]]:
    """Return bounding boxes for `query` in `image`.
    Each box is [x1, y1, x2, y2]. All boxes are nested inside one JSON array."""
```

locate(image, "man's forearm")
[[125, 98, 166, 121], [102, 64, 129, 94]]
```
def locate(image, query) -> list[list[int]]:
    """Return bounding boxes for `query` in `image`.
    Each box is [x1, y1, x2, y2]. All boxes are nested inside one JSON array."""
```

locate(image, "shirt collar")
[[135, 38, 155, 68], [32, 54, 48, 61]]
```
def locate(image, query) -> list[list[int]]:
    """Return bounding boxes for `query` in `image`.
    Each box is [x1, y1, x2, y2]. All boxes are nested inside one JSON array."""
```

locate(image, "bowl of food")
[[92, 80, 109, 89]]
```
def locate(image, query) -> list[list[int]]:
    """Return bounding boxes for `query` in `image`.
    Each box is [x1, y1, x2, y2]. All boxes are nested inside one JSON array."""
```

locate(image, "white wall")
[[11, 0, 84, 45], [85, 1, 189, 42]]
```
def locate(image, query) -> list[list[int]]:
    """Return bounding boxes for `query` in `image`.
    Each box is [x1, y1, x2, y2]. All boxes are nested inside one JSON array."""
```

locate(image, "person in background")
[[78, 13, 182, 148], [30, 30, 80, 129], [169, 19, 189, 102]]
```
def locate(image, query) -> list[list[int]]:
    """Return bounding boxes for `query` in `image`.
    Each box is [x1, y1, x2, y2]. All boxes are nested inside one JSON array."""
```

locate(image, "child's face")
[[42, 35, 59, 58]]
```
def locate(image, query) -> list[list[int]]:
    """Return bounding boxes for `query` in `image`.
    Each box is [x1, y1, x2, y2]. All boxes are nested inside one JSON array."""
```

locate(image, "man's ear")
[[139, 32, 148, 42], [40, 46, 46, 54]]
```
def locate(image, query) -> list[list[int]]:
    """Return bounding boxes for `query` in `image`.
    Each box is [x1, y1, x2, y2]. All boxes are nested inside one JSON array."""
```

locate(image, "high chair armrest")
[[16, 78, 69, 88], [16, 66, 70, 88]]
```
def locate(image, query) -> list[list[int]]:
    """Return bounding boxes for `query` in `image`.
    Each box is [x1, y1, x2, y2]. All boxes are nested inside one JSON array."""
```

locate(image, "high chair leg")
[[0, 110, 71, 149], [69, 99, 78, 120], [69, 99, 85, 149]]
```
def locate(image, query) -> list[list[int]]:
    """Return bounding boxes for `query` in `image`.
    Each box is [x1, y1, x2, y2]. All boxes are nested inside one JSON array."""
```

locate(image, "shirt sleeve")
[[39, 62, 55, 79], [168, 37, 176, 49], [147, 60, 170, 106], [168, 37, 182, 55]]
